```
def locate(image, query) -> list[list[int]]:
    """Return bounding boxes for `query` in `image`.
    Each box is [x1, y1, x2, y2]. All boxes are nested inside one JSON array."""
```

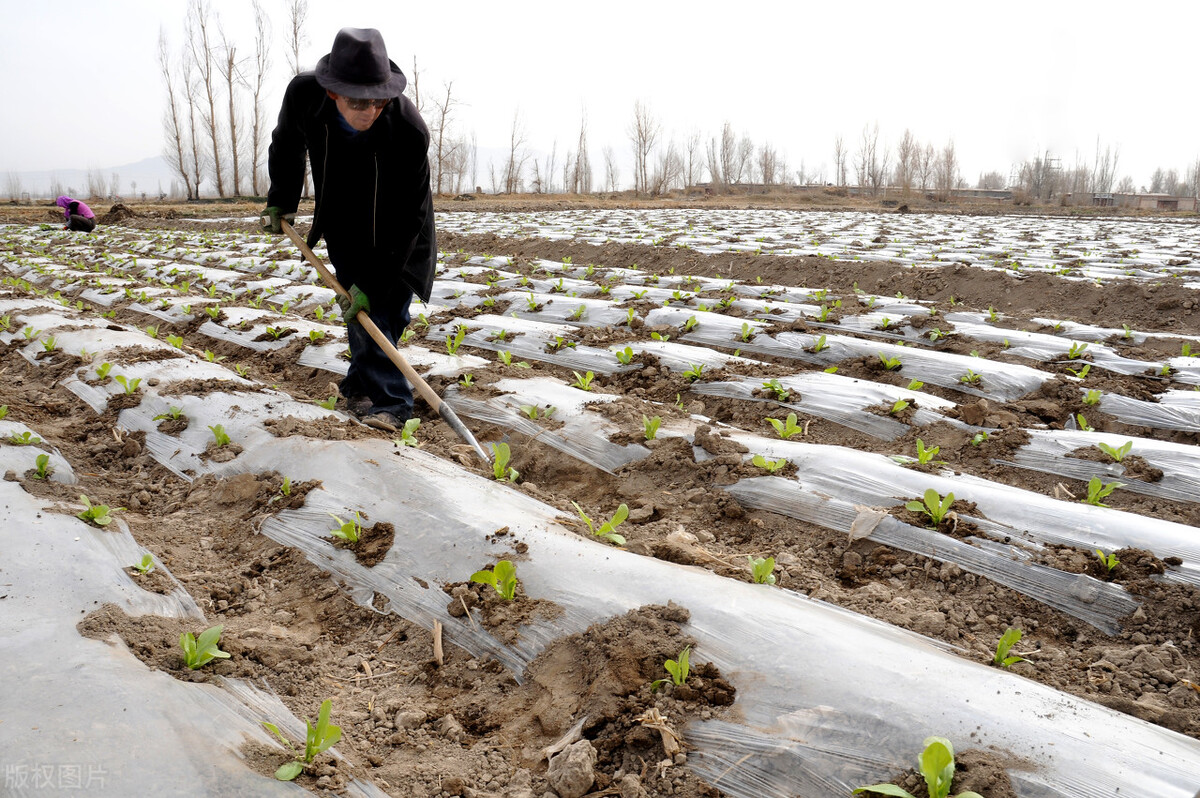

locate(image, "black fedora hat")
[[314, 27, 407, 99]]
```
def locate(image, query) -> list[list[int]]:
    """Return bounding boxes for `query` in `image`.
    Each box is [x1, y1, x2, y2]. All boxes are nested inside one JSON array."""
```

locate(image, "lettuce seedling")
[[906, 489, 955, 527], [133, 553, 155, 574], [768, 412, 803, 440], [328, 511, 363, 543], [31, 453, 52, 479], [855, 736, 983, 798], [809, 334, 829, 353], [1066, 363, 1091, 379], [167, 334, 183, 348], [41, 336, 57, 352], [1082, 389, 1101, 405], [878, 353, 902, 371], [470, 560, 518, 600], [762, 379, 791, 401], [208, 424, 232, 447], [181, 625, 231, 670], [615, 346, 635, 365], [145, 325, 159, 338], [970, 431, 988, 447], [316, 395, 337, 410], [890, 399, 910, 415], [1097, 441, 1132, 462], [751, 454, 788, 474], [445, 325, 467, 355], [571, 371, 595, 391], [279, 477, 292, 496], [642, 415, 662, 441], [308, 329, 326, 343], [748, 555, 777, 585], [114, 375, 142, 395], [262, 699, 342, 781], [571, 501, 628, 545], [491, 442, 519, 482], [9, 431, 41, 446], [0, 405, 7, 420], [959, 369, 982, 385], [683, 363, 705, 381], [651, 646, 691, 690], [1075, 414, 1094, 432], [1082, 477, 1122, 507], [650, 331, 670, 342], [95, 362, 112, 380], [915, 439, 945, 465], [1095, 548, 1120, 571], [1067, 341, 1089, 359], [993, 628, 1028, 668]]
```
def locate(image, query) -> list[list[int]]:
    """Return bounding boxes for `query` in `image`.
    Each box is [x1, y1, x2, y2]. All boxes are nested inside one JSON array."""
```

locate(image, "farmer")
[[261, 27, 435, 433], [56, 195, 96, 232]]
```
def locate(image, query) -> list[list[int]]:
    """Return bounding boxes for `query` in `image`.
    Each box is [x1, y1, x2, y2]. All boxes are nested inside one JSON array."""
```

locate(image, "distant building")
[[1111, 193, 1199, 211]]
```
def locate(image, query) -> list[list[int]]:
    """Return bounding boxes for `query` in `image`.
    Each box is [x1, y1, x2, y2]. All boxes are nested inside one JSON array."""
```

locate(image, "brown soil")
[[5, 198, 1200, 796]]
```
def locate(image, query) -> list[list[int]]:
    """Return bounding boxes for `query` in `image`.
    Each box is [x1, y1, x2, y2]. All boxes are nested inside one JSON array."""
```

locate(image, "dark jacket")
[[267, 72, 436, 303]]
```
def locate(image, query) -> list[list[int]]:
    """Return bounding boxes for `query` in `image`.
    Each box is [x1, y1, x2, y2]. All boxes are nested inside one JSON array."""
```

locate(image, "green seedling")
[[203, 349, 226, 363], [94, 362, 113, 380], [1097, 440, 1132, 462], [470, 560, 518, 600], [262, 699, 342, 781], [650, 331, 670, 341], [41, 336, 57, 352], [854, 736, 983, 798], [1183, 342, 1195, 358], [1067, 341, 1089, 359], [751, 454, 788, 474], [615, 346, 635, 365], [817, 304, 833, 322], [1121, 324, 1133, 340], [915, 439, 944, 465], [928, 328, 950, 342], [31, 453, 52, 479], [878, 353, 902, 371], [1082, 388, 1102, 406], [1075, 413, 1094, 432], [132, 553, 155, 574], [986, 306, 999, 322], [768, 412, 803, 440], [810, 334, 828, 353], [166, 334, 184, 349], [571, 501, 629, 545], [748, 555, 777, 585], [491, 442, 519, 482], [970, 431, 989, 447], [907, 379, 925, 391], [1095, 548, 1120, 571], [959, 369, 982, 385], [76, 494, 123, 526], [114, 375, 142, 395], [890, 399, 911, 415], [234, 364, 249, 377], [205, 305, 221, 320], [682, 315, 699, 333], [993, 628, 1028, 668], [643, 415, 662, 441], [571, 370, 595, 391], [279, 477, 292, 496], [397, 418, 421, 447], [651, 646, 691, 691], [21, 326, 40, 340], [569, 304, 586, 321], [1083, 477, 1122, 507], [458, 373, 475, 388], [316, 395, 337, 410], [145, 325, 159, 339], [1159, 363, 1173, 377], [762, 379, 791, 401], [308, 329, 326, 343], [906, 488, 955, 527], [208, 424, 232, 447], [180, 624, 231, 670], [683, 363, 705, 381], [328, 511, 363, 543], [443, 325, 467, 356], [9, 431, 42, 446]]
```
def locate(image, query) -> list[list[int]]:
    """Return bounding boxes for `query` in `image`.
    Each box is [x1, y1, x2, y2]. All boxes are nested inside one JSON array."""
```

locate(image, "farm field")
[[2, 203, 1200, 798]]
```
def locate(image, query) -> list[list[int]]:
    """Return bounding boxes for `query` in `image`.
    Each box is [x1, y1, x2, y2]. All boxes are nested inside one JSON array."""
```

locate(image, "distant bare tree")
[[567, 112, 592, 194], [757, 143, 781, 187], [935, 140, 959, 201], [684, 129, 704, 188], [183, 46, 205, 196], [893, 129, 917, 195], [976, 171, 1006, 190], [1115, 175, 1135, 194], [111, 172, 121, 198], [833, 134, 847, 187], [649, 140, 683, 195], [717, 122, 737, 186], [4, 172, 22, 200], [187, 0, 225, 196], [158, 30, 197, 199], [917, 143, 936, 192], [247, 0, 271, 196], [217, 23, 243, 195], [1090, 140, 1120, 194], [285, 0, 308, 75], [628, 101, 660, 195], [854, 123, 888, 195], [734, 134, 754, 185], [1017, 151, 1059, 200], [86, 170, 107, 199], [468, 132, 478, 192], [705, 137, 725, 193], [502, 112, 529, 193], [430, 82, 462, 195], [602, 146, 620, 192]]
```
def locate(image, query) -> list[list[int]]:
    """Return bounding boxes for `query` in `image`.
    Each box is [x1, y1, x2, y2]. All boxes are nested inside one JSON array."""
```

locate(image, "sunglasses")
[[342, 96, 390, 111]]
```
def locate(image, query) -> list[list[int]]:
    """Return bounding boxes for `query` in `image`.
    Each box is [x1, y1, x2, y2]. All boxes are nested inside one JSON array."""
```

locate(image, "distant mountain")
[[7, 156, 192, 200]]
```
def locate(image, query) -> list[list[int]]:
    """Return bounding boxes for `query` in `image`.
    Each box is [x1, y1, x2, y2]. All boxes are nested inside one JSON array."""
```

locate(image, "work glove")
[[260, 206, 295, 234], [337, 284, 371, 324]]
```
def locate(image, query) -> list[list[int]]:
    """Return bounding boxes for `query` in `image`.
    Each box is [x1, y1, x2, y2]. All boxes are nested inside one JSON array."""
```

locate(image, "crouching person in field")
[[56, 195, 97, 232]]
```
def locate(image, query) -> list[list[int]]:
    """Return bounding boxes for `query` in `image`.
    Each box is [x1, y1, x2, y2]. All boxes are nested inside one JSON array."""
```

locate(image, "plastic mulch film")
[[998, 428, 1200, 503], [427, 315, 634, 375], [296, 339, 489, 378], [717, 434, 1200, 588], [495, 290, 632, 328], [726, 476, 1138, 635], [110, 387, 1200, 796], [0, 422, 76, 483], [1099, 389, 1200, 433], [444, 378, 651, 473], [196, 316, 342, 353], [691, 374, 969, 440]]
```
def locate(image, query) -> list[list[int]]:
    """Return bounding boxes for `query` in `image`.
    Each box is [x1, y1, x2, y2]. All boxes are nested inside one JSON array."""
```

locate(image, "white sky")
[[1, 0, 1197, 191]]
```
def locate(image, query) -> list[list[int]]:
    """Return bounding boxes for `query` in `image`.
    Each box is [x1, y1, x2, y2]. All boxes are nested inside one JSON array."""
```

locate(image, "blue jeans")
[[339, 287, 414, 419]]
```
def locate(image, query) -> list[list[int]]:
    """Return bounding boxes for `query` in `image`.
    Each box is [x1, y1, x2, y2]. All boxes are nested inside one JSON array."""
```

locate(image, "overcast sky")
[[2, 0, 1196, 193]]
